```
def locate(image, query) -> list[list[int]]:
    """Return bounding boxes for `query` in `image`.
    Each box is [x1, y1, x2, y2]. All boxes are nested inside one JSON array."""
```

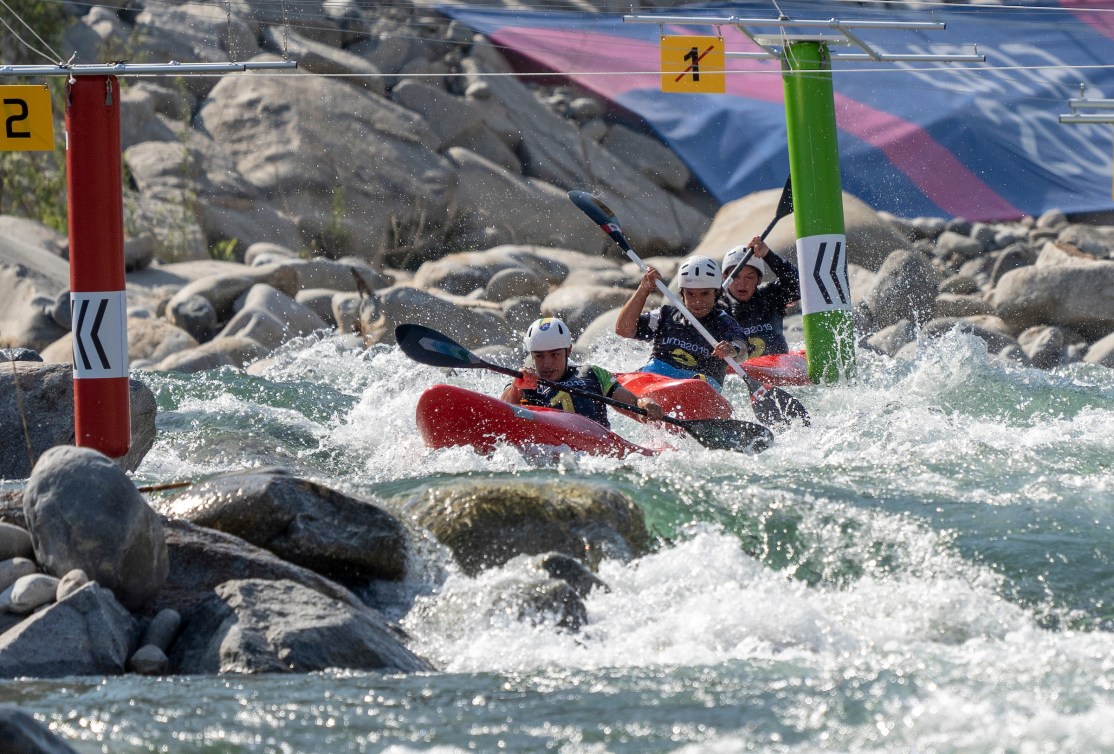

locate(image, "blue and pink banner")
[[440, 1, 1114, 221]]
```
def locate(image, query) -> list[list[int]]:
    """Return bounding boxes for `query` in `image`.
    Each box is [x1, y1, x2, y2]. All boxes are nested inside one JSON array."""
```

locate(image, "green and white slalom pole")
[[782, 41, 856, 384]]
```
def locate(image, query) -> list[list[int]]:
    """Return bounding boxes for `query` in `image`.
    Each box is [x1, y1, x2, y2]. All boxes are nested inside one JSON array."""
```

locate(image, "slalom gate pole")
[[66, 75, 131, 457], [782, 42, 856, 383]]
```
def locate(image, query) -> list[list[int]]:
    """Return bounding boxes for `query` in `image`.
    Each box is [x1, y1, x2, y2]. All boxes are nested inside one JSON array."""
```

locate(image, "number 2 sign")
[[0, 85, 54, 151], [660, 36, 725, 94]]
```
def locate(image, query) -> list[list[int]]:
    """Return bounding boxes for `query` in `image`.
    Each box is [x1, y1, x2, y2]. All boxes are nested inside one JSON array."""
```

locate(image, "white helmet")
[[677, 256, 722, 289], [722, 245, 766, 279], [524, 317, 573, 351]]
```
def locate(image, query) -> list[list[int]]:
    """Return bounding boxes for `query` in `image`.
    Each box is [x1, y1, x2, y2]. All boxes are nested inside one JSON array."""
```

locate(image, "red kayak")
[[415, 384, 656, 458], [616, 372, 732, 421], [740, 350, 811, 386]]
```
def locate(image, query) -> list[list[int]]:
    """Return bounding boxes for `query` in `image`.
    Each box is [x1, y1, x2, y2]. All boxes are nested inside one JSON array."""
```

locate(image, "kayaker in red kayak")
[[720, 238, 801, 357], [614, 255, 749, 392], [500, 317, 663, 428]]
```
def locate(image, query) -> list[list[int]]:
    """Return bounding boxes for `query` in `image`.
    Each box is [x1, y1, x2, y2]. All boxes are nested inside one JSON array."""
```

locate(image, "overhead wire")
[[0, 0, 65, 64]]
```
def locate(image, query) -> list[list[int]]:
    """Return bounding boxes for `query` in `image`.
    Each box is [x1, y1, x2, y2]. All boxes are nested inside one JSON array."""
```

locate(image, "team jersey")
[[516, 364, 620, 427], [633, 304, 748, 385], [722, 251, 801, 357]]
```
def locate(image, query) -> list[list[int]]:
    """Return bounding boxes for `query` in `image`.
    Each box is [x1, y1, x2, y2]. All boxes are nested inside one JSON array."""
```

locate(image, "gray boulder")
[[196, 69, 456, 262], [0, 363, 158, 479], [22, 446, 168, 611], [0, 582, 137, 679], [0, 235, 70, 352], [402, 478, 649, 576], [992, 243, 1114, 339], [863, 249, 942, 330], [161, 469, 408, 584], [170, 578, 429, 674]]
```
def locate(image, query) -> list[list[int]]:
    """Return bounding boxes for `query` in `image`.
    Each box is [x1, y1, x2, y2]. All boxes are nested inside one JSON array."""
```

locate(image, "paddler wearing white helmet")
[[720, 235, 801, 357], [614, 255, 749, 392], [500, 317, 662, 427]]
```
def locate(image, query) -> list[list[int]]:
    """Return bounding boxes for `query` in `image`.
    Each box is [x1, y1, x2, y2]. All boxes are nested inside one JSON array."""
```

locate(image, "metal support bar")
[[1060, 113, 1114, 124], [625, 12, 983, 64], [0, 61, 297, 77]]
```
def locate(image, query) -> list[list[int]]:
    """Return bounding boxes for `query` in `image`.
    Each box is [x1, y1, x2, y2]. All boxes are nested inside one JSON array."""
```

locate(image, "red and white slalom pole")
[[66, 75, 130, 457]]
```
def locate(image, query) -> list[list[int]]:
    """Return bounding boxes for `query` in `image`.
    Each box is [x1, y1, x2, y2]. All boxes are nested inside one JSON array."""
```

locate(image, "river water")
[[3, 329, 1112, 753]]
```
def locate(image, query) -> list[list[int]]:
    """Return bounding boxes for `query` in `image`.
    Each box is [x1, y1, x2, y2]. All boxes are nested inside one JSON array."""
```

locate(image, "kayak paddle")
[[567, 190, 810, 429], [722, 175, 794, 286], [395, 323, 774, 453]]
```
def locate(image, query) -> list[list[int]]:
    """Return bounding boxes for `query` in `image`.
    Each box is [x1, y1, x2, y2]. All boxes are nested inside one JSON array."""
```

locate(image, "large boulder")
[[22, 446, 168, 611], [461, 42, 710, 256], [402, 478, 650, 576], [160, 469, 408, 584], [0, 582, 137, 679], [361, 285, 512, 350], [170, 578, 429, 674], [0, 235, 70, 352], [991, 242, 1114, 339], [196, 68, 457, 261], [442, 147, 612, 253], [862, 249, 942, 330], [693, 189, 909, 272], [0, 363, 158, 478]]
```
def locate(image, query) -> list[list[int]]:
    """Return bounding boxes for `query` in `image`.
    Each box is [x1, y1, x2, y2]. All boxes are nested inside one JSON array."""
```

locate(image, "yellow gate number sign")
[[0, 85, 54, 151], [661, 36, 725, 94]]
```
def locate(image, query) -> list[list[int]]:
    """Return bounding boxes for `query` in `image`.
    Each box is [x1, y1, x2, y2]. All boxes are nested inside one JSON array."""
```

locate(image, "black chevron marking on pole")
[[90, 298, 110, 369], [829, 240, 847, 305], [813, 242, 832, 305], [75, 298, 93, 370]]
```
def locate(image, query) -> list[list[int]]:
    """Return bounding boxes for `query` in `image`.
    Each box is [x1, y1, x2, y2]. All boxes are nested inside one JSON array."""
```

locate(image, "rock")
[[170, 578, 429, 674], [991, 243, 1114, 339], [599, 124, 691, 191], [0, 522, 33, 560], [140, 608, 181, 653], [1017, 326, 1067, 369], [461, 44, 709, 256], [0, 235, 70, 352], [484, 268, 548, 303], [540, 284, 633, 338], [391, 79, 484, 150], [196, 69, 456, 262], [443, 148, 612, 254], [126, 316, 200, 363], [55, 569, 90, 602], [152, 518, 371, 618], [219, 284, 330, 349], [127, 644, 169, 675], [262, 28, 385, 95], [866, 319, 916, 357], [1083, 331, 1114, 367], [921, 317, 1018, 353], [0, 582, 137, 679], [403, 478, 649, 576], [988, 242, 1037, 287], [0, 363, 158, 479], [7, 574, 59, 614], [0, 558, 38, 593], [362, 285, 512, 350], [939, 274, 982, 296], [0, 708, 82, 753], [23, 446, 168, 611], [934, 293, 994, 319], [863, 249, 942, 330], [161, 469, 408, 584], [693, 190, 907, 272], [0, 347, 42, 363]]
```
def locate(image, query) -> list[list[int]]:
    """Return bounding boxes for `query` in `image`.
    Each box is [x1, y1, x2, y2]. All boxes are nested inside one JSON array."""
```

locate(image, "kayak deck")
[[740, 350, 811, 386], [416, 384, 656, 458], [616, 372, 732, 421]]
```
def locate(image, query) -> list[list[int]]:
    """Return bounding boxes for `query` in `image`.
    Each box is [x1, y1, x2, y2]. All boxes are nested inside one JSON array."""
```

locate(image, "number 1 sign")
[[0, 85, 54, 151], [660, 35, 725, 94]]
